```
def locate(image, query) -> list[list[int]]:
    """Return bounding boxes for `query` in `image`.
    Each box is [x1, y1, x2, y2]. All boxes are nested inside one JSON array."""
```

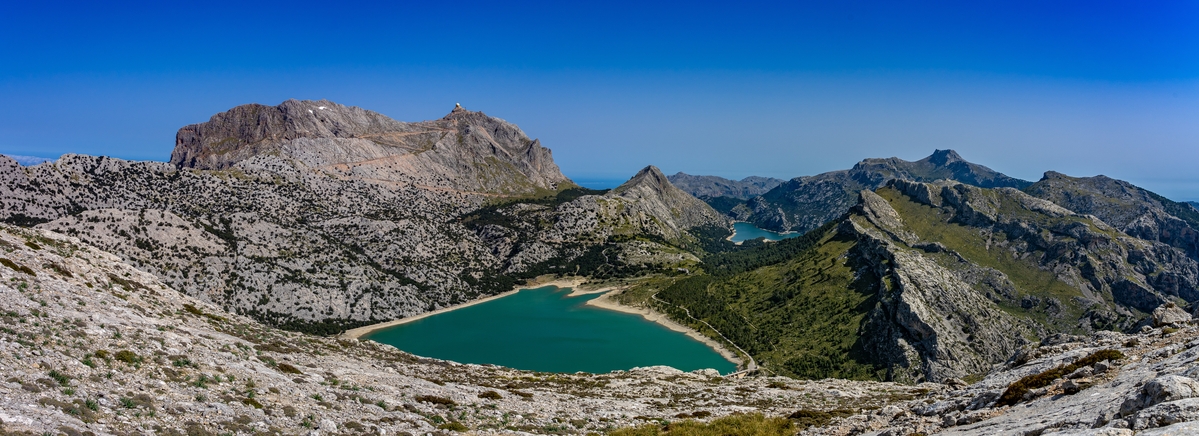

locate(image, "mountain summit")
[[171, 99, 569, 195]]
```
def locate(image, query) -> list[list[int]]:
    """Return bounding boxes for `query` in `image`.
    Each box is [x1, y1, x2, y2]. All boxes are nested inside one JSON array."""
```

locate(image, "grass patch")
[[610, 413, 793, 436]]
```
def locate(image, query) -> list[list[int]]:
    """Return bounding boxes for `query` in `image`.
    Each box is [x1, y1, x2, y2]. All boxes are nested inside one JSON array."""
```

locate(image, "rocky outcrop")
[[804, 325, 1199, 435], [666, 172, 784, 200], [1026, 171, 1199, 261], [740, 149, 1032, 233], [172, 100, 570, 195]]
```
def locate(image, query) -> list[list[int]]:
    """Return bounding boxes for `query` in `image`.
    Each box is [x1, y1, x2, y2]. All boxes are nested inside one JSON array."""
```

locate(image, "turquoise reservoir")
[[729, 221, 801, 243], [362, 286, 737, 374]]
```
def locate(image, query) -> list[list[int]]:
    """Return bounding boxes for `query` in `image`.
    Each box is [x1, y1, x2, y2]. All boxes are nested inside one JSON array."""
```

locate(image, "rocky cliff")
[[172, 100, 570, 195], [1026, 171, 1199, 261]]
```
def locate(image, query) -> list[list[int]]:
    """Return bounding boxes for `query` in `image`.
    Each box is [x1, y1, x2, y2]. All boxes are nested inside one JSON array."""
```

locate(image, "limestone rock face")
[[171, 100, 570, 195]]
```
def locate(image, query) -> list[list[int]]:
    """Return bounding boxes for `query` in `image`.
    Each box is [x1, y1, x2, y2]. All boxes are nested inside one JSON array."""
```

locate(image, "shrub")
[[438, 422, 469, 432], [415, 395, 457, 406], [0, 258, 36, 276], [48, 370, 70, 387], [277, 363, 303, 375], [114, 350, 141, 364], [93, 350, 110, 360], [242, 398, 263, 409], [997, 349, 1125, 407], [478, 390, 503, 400]]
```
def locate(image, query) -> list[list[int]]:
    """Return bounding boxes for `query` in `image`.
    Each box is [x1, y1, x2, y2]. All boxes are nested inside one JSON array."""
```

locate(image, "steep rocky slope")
[[721, 149, 1031, 233], [629, 179, 1198, 384], [666, 173, 784, 200], [172, 100, 569, 195], [0, 223, 929, 435], [1026, 171, 1199, 261]]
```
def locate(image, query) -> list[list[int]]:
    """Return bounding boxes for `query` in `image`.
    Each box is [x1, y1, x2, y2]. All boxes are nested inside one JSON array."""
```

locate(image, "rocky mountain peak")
[[616, 165, 671, 195], [924, 149, 964, 166], [167, 99, 570, 194]]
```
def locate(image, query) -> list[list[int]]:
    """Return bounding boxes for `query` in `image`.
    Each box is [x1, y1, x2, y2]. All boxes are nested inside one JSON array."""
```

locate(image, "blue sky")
[[2, 1, 1197, 197]]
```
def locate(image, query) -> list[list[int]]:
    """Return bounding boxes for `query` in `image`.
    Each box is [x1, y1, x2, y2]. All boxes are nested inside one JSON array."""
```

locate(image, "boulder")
[[1119, 375, 1199, 417], [1152, 302, 1191, 327]]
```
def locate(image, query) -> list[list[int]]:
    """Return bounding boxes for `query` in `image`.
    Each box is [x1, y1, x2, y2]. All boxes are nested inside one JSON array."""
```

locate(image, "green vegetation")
[[997, 349, 1125, 406], [0, 258, 36, 276], [653, 224, 882, 379], [609, 413, 793, 436]]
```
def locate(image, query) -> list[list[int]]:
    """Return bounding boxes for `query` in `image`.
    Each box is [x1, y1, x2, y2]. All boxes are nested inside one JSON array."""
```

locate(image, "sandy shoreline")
[[344, 275, 744, 370], [584, 290, 744, 368]]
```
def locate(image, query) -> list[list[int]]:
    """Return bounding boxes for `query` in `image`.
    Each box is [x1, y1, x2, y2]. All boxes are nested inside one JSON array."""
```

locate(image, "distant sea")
[[571, 178, 626, 190]]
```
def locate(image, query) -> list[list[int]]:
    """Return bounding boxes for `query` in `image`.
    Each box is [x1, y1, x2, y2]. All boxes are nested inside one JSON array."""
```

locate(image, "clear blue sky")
[[2, 1, 1197, 198]]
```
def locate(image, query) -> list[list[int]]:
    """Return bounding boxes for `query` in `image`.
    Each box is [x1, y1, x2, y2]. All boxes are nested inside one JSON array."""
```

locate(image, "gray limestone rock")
[[1154, 302, 1193, 327]]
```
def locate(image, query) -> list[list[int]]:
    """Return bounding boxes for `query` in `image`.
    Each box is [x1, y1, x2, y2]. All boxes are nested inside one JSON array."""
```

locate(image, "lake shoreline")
[[727, 220, 799, 245], [343, 275, 745, 372], [585, 289, 744, 369]]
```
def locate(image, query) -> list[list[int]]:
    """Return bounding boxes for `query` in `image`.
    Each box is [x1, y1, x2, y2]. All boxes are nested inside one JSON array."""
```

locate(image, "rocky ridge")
[[1026, 171, 1199, 261], [713, 149, 1032, 233]]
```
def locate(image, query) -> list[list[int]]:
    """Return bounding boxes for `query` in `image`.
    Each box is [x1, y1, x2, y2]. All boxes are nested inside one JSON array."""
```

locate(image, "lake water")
[[729, 221, 801, 243], [362, 286, 737, 374]]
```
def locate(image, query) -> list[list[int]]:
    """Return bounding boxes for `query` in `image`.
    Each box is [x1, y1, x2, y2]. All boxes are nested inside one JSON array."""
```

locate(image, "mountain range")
[[6, 99, 1199, 433], [3, 100, 1199, 382]]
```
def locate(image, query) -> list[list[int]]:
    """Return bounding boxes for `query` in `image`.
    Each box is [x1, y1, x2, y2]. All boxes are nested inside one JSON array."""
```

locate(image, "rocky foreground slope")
[[6, 223, 1199, 435]]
